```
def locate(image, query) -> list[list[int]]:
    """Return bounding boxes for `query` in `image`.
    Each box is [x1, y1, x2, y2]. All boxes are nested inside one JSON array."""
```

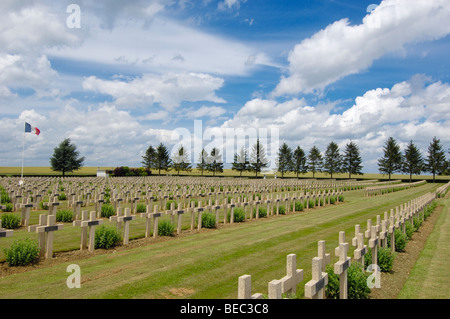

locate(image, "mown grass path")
[[0, 183, 441, 299]]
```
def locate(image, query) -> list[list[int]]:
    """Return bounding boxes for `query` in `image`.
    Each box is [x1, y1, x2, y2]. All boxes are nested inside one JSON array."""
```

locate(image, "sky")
[[0, 0, 449, 173]]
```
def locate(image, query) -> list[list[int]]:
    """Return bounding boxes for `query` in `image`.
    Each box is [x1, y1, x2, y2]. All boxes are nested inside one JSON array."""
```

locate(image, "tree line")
[[47, 136, 448, 180]]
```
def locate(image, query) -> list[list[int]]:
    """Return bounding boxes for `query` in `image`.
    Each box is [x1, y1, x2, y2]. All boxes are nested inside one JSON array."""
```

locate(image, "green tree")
[[378, 137, 402, 180], [249, 139, 269, 178], [402, 140, 424, 182], [307, 146, 323, 178], [231, 146, 249, 177], [292, 146, 307, 178], [50, 138, 85, 176], [207, 147, 223, 176], [154, 143, 171, 175], [141, 145, 156, 172], [323, 141, 342, 179], [342, 141, 363, 179], [276, 142, 293, 178], [196, 148, 208, 176], [425, 137, 446, 183], [171, 145, 191, 176]]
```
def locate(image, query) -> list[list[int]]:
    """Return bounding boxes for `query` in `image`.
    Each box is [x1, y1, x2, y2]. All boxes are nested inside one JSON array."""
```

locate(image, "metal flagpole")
[[20, 124, 25, 186]]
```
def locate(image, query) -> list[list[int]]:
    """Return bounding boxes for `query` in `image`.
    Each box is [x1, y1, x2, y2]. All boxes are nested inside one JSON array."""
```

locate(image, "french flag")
[[24, 122, 40, 135]]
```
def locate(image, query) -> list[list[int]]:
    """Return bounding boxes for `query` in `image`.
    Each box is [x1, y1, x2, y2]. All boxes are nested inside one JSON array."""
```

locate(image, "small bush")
[[3, 238, 40, 266], [1, 213, 21, 229], [101, 204, 115, 218], [39, 201, 49, 210], [202, 213, 216, 228], [0, 191, 11, 204], [2, 203, 13, 212], [253, 206, 267, 218], [405, 221, 414, 240], [229, 208, 245, 222], [338, 195, 344, 202], [365, 247, 395, 272], [136, 203, 146, 213], [413, 217, 422, 231], [276, 205, 286, 215], [326, 263, 370, 299], [294, 201, 304, 211], [95, 225, 122, 249], [166, 200, 177, 210], [330, 196, 336, 204], [308, 199, 315, 208], [58, 192, 67, 201], [56, 209, 74, 223], [388, 228, 407, 252], [158, 220, 175, 236]]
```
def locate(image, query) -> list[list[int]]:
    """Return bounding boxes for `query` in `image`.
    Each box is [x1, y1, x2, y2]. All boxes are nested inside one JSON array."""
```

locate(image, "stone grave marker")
[[81, 211, 103, 252], [238, 275, 263, 299], [30, 214, 63, 259], [334, 231, 351, 299], [304, 256, 328, 299], [279, 254, 303, 295]]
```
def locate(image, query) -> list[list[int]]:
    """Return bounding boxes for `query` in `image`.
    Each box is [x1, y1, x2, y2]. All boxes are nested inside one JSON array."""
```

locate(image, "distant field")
[[0, 166, 448, 181]]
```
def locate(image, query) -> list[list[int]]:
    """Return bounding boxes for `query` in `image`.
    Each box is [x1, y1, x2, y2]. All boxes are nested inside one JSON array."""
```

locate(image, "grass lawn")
[[0, 182, 442, 299]]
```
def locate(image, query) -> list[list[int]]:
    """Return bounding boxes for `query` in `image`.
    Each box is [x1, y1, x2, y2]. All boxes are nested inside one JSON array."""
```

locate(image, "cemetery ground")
[[0, 179, 447, 299]]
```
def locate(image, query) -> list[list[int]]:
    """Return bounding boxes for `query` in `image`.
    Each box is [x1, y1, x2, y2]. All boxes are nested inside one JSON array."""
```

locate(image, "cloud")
[[218, 0, 247, 10], [224, 75, 450, 172], [82, 72, 226, 110], [273, 0, 450, 96]]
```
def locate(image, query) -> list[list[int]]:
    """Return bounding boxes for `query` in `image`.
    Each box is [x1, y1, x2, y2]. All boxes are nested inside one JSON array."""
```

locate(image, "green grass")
[[0, 183, 442, 298], [397, 195, 450, 299]]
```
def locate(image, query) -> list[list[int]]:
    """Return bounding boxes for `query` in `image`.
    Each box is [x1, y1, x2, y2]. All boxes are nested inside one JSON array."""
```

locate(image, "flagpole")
[[21, 125, 25, 185]]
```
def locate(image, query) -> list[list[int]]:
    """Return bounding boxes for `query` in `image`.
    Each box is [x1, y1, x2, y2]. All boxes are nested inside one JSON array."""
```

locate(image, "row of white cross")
[[238, 191, 436, 299], [364, 180, 426, 196]]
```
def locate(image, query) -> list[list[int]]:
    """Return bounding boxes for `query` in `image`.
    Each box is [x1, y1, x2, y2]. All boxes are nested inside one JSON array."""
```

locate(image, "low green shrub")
[[405, 221, 414, 240], [158, 220, 175, 236], [253, 206, 267, 218], [39, 201, 49, 210], [202, 213, 216, 228], [1, 203, 13, 212], [229, 208, 246, 222], [294, 201, 304, 211], [338, 195, 344, 202], [58, 192, 67, 201], [326, 263, 371, 299], [1, 213, 21, 229], [101, 204, 115, 218], [166, 200, 177, 210], [330, 196, 336, 204], [56, 209, 74, 223], [387, 228, 407, 252], [365, 247, 395, 272], [136, 203, 146, 213], [275, 205, 286, 215], [95, 225, 122, 249], [413, 216, 422, 231], [3, 238, 40, 266], [308, 199, 315, 208]]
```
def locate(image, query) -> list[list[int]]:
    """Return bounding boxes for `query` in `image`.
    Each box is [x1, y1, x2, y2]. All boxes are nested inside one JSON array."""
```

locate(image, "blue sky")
[[1, 0, 449, 173]]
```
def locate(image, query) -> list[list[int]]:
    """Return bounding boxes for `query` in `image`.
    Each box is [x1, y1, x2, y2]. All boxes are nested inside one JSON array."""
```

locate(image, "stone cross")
[[20, 203, 33, 227], [73, 210, 88, 250], [0, 219, 13, 238], [117, 207, 136, 245], [81, 211, 103, 252], [30, 214, 63, 259], [238, 275, 263, 299], [353, 232, 367, 266], [304, 256, 328, 299], [228, 199, 236, 224], [152, 205, 162, 239], [379, 220, 388, 248], [140, 205, 153, 238], [279, 254, 303, 295], [175, 203, 184, 235], [334, 231, 351, 299], [369, 225, 379, 266], [268, 279, 282, 299], [388, 215, 396, 253], [195, 201, 204, 231]]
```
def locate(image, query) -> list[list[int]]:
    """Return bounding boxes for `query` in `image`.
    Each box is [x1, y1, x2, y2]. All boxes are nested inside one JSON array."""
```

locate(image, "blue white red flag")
[[24, 122, 40, 135]]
